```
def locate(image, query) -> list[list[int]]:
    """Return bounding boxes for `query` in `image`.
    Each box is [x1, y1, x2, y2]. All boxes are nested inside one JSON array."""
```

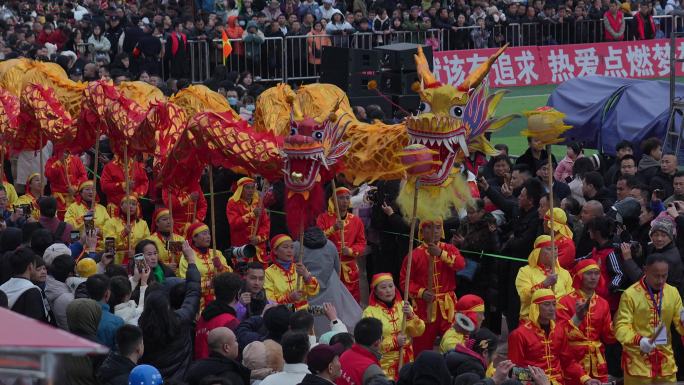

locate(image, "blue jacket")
[[97, 302, 124, 349]]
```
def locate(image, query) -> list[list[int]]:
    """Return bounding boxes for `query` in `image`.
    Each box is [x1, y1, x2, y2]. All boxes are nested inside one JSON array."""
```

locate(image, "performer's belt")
[[568, 340, 605, 376], [426, 292, 455, 324], [341, 260, 359, 284]]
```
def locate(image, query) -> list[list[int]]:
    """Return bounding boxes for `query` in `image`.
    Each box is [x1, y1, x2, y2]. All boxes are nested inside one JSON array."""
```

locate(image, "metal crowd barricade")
[[188, 15, 681, 84], [188, 39, 210, 83], [210, 37, 286, 83]]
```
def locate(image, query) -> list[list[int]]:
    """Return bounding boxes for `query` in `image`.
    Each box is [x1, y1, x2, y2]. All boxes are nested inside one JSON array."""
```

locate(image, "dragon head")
[[406, 45, 507, 186], [283, 99, 350, 195]]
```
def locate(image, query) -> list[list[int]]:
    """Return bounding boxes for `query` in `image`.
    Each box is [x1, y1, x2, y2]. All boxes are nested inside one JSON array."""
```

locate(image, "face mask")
[[246, 104, 255, 111], [228, 96, 238, 105]]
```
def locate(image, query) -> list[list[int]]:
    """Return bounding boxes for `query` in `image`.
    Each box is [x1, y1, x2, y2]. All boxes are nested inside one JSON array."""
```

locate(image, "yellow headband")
[[191, 224, 209, 238], [370, 273, 393, 290]]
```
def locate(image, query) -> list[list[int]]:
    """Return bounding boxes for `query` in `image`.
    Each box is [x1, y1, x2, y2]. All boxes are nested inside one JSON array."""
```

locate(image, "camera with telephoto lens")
[[285, 303, 326, 315], [14, 204, 32, 218], [366, 189, 390, 206]]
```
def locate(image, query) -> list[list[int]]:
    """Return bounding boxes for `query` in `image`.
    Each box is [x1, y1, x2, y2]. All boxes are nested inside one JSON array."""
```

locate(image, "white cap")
[[43, 243, 72, 267]]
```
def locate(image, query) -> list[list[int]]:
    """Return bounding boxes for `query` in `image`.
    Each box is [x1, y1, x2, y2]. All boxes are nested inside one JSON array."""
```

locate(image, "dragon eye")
[[290, 126, 298, 135], [450, 106, 463, 118], [418, 102, 431, 113], [312, 130, 324, 140]]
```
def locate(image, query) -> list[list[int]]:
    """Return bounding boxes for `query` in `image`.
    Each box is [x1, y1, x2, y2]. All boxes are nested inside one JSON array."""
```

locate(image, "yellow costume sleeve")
[[264, 266, 289, 304], [363, 307, 399, 354], [303, 275, 320, 297], [64, 203, 85, 231], [214, 250, 232, 272], [439, 328, 464, 353], [614, 290, 640, 347], [515, 266, 538, 317], [405, 311, 425, 338], [672, 289, 684, 336], [557, 269, 573, 298], [178, 256, 188, 279], [4, 182, 18, 206]]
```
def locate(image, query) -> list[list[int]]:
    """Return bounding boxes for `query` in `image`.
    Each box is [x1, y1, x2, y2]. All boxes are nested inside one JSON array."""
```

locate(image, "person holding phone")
[[103, 195, 150, 265], [508, 288, 563, 385], [556, 259, 616, 385], [180, 222, 231, 311], [147, 208, 184, 268], [400, 219, 465, 355], [64, 180, 110, 251], [15, 173, 42, 220]]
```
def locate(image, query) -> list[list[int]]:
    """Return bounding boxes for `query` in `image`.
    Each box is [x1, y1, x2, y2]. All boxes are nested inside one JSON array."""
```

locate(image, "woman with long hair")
[[139, 242, 200, 381]]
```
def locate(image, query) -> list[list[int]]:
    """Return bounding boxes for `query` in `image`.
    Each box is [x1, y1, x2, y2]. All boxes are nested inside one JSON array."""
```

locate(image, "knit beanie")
[[650, 213, 676, 240]]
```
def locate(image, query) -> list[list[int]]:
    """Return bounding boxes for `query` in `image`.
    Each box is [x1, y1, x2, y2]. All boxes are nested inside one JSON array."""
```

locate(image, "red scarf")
[[170, 32, 187, 55], [605, 11, 623, 40]]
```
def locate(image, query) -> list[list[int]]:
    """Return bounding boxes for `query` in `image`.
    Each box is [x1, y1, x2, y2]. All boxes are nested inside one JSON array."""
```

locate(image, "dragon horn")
[[286, 92, 303, 121], [415, 46, 439, 88], [458, 43, 509, 92]]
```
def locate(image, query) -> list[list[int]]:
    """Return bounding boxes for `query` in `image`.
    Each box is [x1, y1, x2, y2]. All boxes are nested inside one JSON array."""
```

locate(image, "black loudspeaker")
[[380, 71, 419, 95], [320, 46, 380, 97], [320, 70, 379, 97], [348, 96, 393, 118], [376, 43, 433, 72], [320, 46, 380, 73], [392, 94, 421, 114]]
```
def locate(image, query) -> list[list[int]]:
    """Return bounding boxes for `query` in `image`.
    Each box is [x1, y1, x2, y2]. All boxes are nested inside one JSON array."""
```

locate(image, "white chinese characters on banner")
[[574, 48, 599, 77], [626, 45, 655, 77], [515, 50, 539, 85], [432, 38, 684, 88]]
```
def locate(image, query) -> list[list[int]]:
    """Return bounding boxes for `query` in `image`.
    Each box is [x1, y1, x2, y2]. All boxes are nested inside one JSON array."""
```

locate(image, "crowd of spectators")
[[0, 0, 678, 88]]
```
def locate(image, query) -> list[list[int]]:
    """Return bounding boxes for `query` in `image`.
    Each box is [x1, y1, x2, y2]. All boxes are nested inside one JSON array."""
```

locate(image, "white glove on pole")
[[640, 337, 655, 354]]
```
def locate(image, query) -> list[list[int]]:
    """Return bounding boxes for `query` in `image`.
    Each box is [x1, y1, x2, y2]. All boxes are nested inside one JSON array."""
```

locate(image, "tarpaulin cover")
[[547, 76, 635, 150], [548, 76, 684, 156], [0, 308, 108, 354]]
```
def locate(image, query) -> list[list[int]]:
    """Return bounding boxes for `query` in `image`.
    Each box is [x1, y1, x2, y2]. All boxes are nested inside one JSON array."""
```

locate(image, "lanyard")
[[646, 283, 663, 323]]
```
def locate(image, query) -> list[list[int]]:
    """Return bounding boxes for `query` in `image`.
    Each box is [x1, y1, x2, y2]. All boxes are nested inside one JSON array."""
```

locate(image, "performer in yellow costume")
[[179, 222, 232, 310], [64, 180, 110, 251], [439, 294, 485, 353], [515, 234, 572, 320], [15, 173, 42, 220], [103, 195, 150, 265], [362, 273, 424, 380], [264, 234, 319, 310], [147, 208, 184, 267], [615, 254, 684, 385], [2, 179, 17, 207]]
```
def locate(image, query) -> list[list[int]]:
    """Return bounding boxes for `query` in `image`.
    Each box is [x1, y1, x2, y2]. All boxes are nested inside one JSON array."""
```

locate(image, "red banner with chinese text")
[[433, 38, 684, 88]]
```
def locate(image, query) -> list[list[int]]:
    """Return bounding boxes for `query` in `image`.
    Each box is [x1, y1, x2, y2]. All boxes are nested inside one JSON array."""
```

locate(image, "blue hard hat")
[[128, 365, 163, 385]]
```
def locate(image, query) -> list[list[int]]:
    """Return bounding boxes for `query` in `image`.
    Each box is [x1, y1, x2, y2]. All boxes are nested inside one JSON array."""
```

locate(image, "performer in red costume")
[[556, 259, 616, 385], [316, 187, 367, 302], [508, 288, 564, 385], [226, 177, 270, 266], [400, 219, 465, 355], [100, 155, 149, 214], [162, 182, 207, 235], [44, 149, 88, 219]]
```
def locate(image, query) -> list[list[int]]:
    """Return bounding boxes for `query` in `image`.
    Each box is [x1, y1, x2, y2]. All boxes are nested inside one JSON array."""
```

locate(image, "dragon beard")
[[396, 174, 473, 221], [285, 183, 325, 239]]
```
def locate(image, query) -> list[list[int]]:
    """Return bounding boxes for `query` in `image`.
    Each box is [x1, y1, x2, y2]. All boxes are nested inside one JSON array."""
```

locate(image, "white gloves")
[[639, 337, 656, 354], [680, 309, 684, 326]]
